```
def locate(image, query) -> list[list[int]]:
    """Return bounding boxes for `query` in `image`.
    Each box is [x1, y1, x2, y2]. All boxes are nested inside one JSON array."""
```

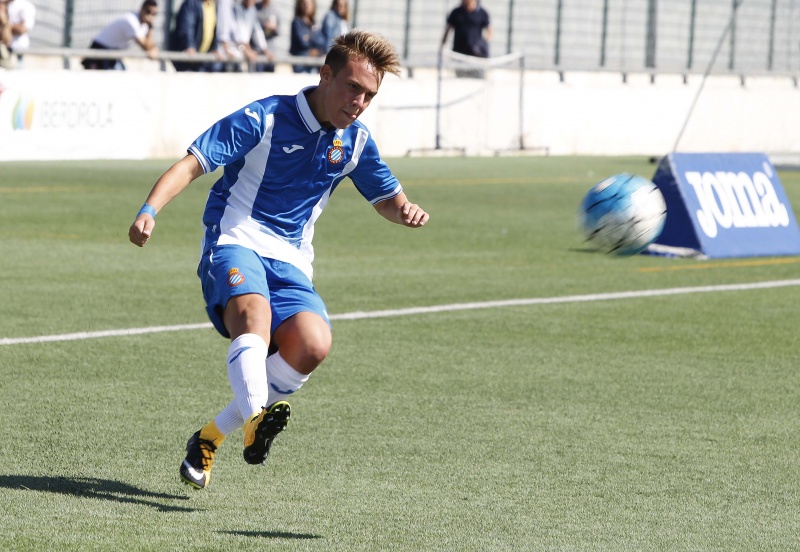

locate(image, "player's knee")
[[278, 327, 331, 373], [301, 331, 331, 368], [274, 313, 332, 372]]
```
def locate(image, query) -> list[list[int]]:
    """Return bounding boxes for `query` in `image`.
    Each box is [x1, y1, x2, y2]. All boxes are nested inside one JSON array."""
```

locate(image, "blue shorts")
[[198, 244, 330, 338]]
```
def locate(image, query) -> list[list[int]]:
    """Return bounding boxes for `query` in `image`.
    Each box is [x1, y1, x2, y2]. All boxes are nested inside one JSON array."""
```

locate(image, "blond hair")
[[325, 30, 401, 82]]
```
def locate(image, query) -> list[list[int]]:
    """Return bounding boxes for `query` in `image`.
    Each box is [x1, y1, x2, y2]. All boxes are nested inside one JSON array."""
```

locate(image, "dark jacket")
[[170, 0, 217, 53]]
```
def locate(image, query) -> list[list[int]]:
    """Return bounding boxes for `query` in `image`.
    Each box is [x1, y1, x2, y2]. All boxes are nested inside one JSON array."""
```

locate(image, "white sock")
[[266, 352, 310, 406], [214, 400, 245, 436], [227, 333, 269, 421]]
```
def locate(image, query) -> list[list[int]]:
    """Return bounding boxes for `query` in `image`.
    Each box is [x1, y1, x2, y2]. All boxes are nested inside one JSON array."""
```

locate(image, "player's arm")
[[128, 153, 204, 247], [373, 191, 429, 228]]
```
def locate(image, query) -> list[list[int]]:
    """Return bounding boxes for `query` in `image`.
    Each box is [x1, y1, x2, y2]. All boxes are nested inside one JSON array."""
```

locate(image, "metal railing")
[[20, 0, 800, 77], [20, 46, 326, 73]]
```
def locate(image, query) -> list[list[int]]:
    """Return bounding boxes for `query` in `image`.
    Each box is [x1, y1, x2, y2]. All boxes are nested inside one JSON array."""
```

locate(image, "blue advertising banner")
[[651, 153, 800, 258]]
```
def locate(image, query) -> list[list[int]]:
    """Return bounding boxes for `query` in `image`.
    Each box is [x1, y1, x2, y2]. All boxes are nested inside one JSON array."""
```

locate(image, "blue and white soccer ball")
[[577, 173, 667, 256]]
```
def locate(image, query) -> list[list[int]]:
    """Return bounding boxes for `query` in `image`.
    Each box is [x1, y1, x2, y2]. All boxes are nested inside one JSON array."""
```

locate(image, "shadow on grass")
[[0, 475, 195, 512], [219, 530, 322, 540]]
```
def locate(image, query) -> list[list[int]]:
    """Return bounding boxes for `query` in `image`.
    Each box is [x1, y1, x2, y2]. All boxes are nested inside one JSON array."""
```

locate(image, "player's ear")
[[319, 64, 332, 83]]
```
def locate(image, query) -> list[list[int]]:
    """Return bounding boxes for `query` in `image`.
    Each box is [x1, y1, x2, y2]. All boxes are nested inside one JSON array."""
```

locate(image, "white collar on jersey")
[[295, 86, 346, 138], [296, 87, 322, 134]]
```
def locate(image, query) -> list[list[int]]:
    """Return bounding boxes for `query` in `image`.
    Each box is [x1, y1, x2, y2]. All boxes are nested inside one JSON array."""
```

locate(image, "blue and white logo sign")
[[652, 152, 800, 258]]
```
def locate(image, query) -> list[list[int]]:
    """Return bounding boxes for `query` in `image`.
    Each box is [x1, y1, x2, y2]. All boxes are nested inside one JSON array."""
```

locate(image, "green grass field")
[[1, 156, 799, 551]]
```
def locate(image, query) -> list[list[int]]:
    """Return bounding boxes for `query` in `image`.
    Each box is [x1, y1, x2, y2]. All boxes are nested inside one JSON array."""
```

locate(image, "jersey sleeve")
[[188, 101, 267, 174], [349, 131, 403, 204]]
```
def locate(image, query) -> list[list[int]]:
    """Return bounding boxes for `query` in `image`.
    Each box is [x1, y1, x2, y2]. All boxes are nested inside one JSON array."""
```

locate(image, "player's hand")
[[401, 201, 428, 227], [129, 214, 155, 247]]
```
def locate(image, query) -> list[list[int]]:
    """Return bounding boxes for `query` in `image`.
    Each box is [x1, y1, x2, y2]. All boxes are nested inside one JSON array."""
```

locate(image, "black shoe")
[[242, 401, 291, 465], [179, 431, 217, 489]]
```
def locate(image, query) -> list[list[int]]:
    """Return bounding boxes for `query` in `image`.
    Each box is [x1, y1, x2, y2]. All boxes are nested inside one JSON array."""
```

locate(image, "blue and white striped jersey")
[[189, 87, 402, 281]]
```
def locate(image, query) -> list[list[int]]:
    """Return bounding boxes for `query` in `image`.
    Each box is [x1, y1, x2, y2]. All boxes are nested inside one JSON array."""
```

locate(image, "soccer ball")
[[577, 173, 667, 256]]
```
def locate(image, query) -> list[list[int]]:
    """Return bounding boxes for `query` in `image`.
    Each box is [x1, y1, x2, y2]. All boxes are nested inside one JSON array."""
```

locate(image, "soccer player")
[[128, 30, 429, 489]]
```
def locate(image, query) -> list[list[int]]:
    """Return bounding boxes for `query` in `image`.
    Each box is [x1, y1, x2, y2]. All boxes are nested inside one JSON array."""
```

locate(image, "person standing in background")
[[82, 0, 160, 70], [289, 0, 324, 73], [5, 0, 35, 67], [318, 0, 348, 53], [441, 0, 491, 58], [170, 0, 225, 72]]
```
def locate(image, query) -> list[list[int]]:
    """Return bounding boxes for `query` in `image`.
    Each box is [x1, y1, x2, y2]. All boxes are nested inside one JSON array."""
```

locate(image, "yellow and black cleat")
[[179, 431, 217, 489], [243, 401, 291, 465]]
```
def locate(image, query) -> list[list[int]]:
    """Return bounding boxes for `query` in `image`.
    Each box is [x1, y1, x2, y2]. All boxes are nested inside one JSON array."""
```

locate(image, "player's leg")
[[199, 245, 274, 422], [264, 257, 332, 405], [232, 311, 332, 467], [190, 309, 331, 470], [267, 311, 332, 405], [179, 400, 242, 489], [241, 259, 332, 464], [181, 245, 272, 487], [223, 293, 272, 420]]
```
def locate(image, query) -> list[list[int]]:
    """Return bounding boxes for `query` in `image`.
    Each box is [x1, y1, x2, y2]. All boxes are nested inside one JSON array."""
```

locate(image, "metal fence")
[[26, 0, 800, 76]]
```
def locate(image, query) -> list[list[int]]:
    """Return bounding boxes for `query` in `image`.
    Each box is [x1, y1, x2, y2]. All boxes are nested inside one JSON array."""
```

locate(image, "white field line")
[[2, 279, 798, 346]]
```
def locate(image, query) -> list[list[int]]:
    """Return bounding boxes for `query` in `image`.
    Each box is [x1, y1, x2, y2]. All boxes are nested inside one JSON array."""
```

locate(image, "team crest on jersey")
[[327, 139, 345, 164], [227, 268, 245, 287]]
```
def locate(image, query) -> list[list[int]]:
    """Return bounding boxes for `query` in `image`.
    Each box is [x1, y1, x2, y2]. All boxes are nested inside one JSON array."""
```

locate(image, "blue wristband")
[[137, 203, 157, 218]]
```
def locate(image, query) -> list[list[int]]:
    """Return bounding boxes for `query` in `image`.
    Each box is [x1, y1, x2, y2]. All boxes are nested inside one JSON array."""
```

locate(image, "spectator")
[[81, 0, 160, 70], [214, 0, 241, 69], [318, 0, 348, 53], [289, 0, 323, 73], [441, 0, 491, 58], [256, 0, 279, 71], [5, 0, 35, 67], [170, 0, 224, 72], [229, 0, 273, 70], [0, 0, 13, 69]]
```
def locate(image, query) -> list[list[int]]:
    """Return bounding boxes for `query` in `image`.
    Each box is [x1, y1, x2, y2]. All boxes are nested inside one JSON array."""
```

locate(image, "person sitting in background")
[[0, 0, 14, 69], [82, 0, 159, 70], [289, 0, 324, 73], [170, 0, 224, 72], [5, 0, 35, 67], [256, 0, 279, 72], [318, 0, 348, 53]]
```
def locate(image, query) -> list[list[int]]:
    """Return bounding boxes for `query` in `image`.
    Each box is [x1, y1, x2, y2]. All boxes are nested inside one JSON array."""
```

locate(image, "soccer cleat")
[[242, 401, 291, 465], [179, 431, 217, 489]]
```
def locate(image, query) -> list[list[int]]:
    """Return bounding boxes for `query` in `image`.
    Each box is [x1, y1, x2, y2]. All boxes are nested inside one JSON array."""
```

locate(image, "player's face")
[[318, 58, 380, 129]]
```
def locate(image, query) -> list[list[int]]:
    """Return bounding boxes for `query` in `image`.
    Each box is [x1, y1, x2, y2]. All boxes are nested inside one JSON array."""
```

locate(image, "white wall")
[[1, 66, 799, 161]]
